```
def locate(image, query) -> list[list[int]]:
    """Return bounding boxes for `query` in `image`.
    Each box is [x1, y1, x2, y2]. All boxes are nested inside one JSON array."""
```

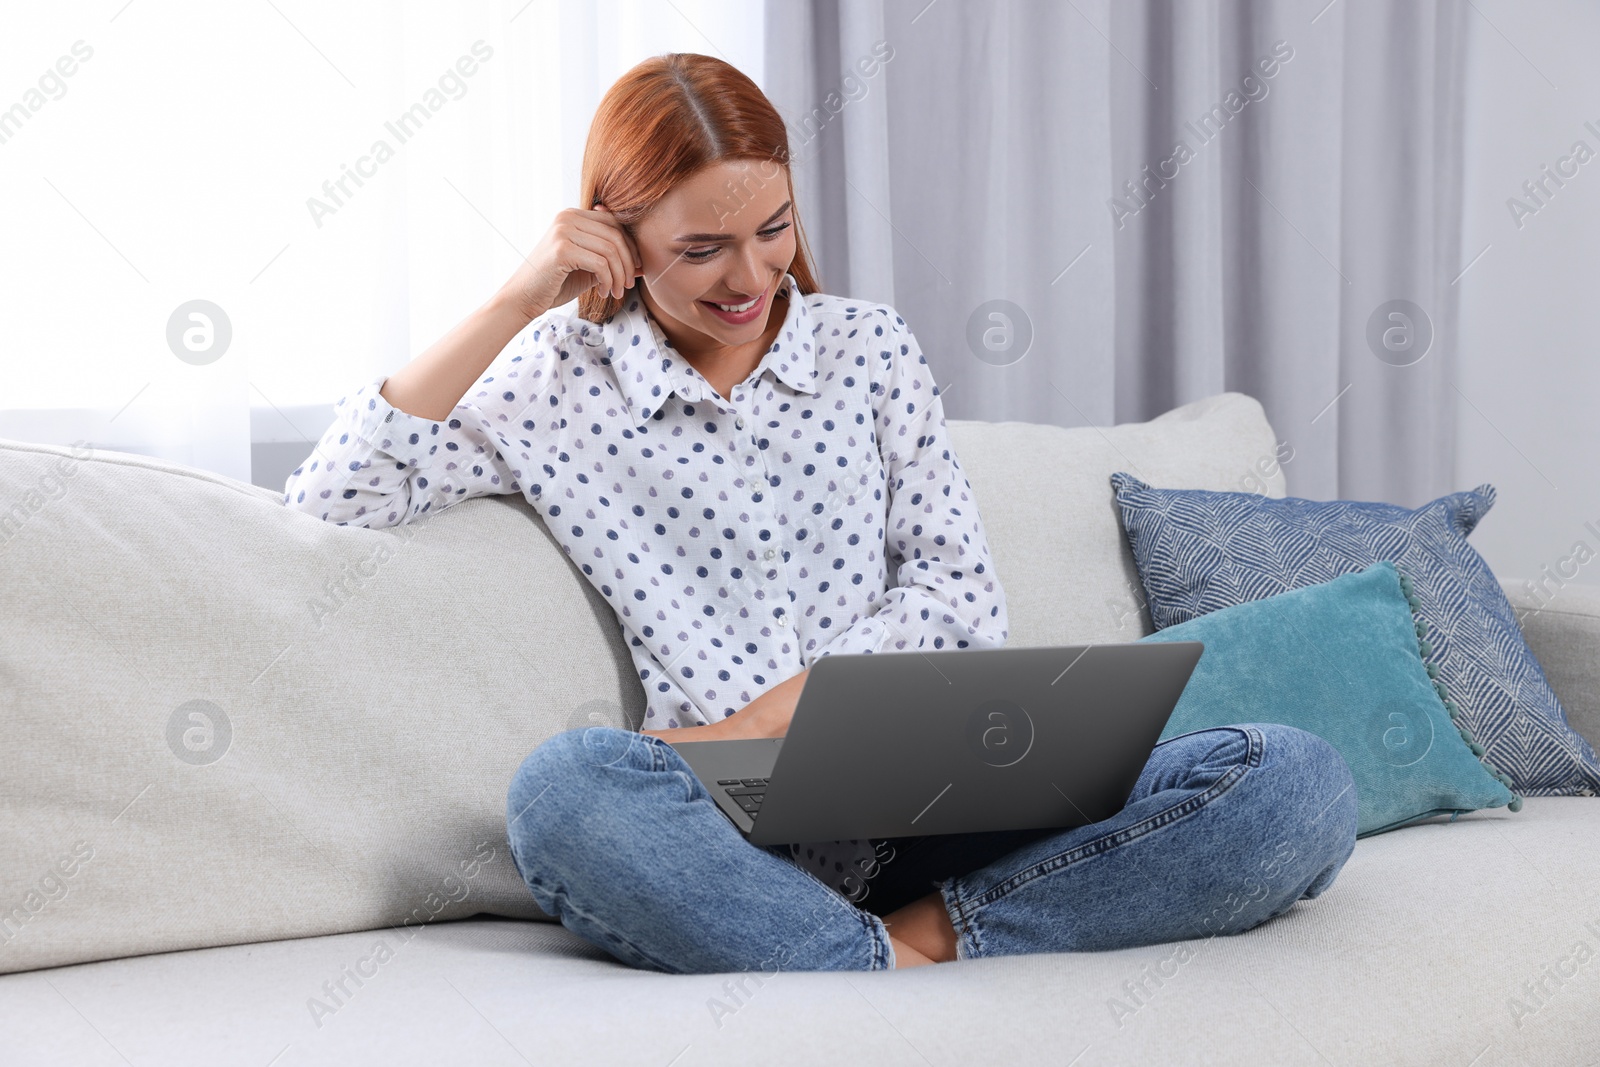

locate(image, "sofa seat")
[[5, 797, 1597, 1066]]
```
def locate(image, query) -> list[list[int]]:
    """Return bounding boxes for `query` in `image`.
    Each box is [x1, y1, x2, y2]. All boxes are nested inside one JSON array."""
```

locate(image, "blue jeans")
[[504, 723, 1358, 973]]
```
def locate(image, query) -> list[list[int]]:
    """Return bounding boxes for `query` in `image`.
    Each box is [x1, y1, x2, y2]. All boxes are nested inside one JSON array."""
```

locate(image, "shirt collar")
[[590, 271, 817, 431]]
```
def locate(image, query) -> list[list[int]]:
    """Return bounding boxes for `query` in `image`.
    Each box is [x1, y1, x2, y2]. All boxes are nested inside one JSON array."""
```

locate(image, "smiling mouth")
[[699, 285, 770, 324]]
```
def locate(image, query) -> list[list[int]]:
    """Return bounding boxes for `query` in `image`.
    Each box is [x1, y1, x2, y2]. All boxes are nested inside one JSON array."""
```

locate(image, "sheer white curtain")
[[0, 0, 763, 485]]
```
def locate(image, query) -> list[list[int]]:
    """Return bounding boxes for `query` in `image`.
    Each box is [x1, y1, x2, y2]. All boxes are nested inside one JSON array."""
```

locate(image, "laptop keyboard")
[[717, 778, 769, 815]]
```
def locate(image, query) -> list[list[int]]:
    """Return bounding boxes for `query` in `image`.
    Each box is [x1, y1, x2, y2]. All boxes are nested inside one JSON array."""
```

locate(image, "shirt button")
[[764, 548, 776, 560], [778, 614, 789, 628], [735, 416, 745, 430]]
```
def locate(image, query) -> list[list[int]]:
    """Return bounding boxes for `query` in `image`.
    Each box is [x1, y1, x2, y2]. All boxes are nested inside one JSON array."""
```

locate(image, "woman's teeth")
[[712, 296, 759, 313]]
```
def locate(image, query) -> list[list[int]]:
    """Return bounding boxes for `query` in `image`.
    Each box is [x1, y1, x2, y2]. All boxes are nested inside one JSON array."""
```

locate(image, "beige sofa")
[[3, 391, 1598, 1065]]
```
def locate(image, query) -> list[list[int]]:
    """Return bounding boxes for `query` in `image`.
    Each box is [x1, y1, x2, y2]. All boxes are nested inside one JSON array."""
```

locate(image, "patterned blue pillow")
[[1110, 472, 1600, 797]]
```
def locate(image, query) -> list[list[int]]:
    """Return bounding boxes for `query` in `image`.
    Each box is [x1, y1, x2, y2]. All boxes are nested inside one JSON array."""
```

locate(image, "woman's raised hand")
[[496, 202, 643, 324]]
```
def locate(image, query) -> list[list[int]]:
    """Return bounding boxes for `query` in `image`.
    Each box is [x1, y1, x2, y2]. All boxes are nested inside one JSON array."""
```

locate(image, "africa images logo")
[[965, 699, 1035, 768]]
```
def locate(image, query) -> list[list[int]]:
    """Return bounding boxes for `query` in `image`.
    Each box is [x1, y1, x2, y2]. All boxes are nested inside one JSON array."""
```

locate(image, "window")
[[0, 0, 765, 487]]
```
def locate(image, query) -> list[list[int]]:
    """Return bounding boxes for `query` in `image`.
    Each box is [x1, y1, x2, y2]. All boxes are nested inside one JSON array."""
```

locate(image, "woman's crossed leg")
[[504, 722, 1358, 973]]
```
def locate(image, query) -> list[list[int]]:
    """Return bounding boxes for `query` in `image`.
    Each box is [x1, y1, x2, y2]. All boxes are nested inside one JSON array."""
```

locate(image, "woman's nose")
[[728, 245, 767, 295]]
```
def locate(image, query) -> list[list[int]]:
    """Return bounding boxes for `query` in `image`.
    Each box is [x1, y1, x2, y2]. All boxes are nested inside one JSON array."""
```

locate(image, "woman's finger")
[[570, 216, 632, 297], [590, 202, 642, 278], [564, 228, 622, 298]]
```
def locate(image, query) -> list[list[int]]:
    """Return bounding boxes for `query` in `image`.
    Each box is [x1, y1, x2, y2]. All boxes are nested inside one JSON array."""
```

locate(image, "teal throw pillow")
[[1138, 560, 1521, 837]]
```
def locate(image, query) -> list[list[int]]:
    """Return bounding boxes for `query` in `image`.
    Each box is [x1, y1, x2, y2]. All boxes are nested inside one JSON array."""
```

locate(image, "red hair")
[[577, 53, 822, 324]]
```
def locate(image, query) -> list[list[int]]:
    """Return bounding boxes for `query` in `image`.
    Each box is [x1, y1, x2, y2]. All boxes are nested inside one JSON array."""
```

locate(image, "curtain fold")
[[764, 0, 1470, 506]]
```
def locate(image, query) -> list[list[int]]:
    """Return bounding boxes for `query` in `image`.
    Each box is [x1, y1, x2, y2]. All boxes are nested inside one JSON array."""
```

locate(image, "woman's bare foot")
[[884, 891, 959, 966]]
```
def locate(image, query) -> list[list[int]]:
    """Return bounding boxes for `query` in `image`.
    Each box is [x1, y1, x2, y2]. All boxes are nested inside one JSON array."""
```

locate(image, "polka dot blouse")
[[283, 272, 1010, 732]]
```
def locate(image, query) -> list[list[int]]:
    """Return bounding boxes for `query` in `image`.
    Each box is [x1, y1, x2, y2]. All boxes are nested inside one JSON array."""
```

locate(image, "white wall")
[[1459, 0, 1600, 597]]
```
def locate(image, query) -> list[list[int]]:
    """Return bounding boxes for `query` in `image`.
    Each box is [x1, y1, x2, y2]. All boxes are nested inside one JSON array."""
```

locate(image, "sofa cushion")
[[4, 798, 1595, 1065], [1140, 561, 1519, 836], [0, 391, 1285, 974], [1111, 473, 1600, 798]]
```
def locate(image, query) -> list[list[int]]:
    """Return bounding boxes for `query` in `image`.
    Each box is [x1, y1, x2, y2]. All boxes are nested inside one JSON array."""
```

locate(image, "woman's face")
[[629, 159, 797, 358]]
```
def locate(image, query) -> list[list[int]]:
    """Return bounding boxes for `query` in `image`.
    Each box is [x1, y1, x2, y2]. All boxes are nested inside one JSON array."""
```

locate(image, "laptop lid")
[[744, 641, 1204, 845]]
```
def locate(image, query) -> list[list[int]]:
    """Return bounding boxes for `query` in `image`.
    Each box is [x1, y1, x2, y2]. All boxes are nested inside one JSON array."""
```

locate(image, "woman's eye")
[[681, 221, 792, 262]]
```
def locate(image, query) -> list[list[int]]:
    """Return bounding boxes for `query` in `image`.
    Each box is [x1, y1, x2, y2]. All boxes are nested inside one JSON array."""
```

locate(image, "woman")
[[285, 53, 1357, 973]]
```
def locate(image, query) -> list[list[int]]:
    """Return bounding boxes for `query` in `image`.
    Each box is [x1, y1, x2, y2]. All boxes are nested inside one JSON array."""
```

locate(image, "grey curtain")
[[763, 0, 1469, 506]]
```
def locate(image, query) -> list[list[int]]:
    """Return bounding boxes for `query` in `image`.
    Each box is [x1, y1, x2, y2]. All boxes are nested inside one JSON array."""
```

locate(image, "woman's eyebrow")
[[673, 200, 792, 242]]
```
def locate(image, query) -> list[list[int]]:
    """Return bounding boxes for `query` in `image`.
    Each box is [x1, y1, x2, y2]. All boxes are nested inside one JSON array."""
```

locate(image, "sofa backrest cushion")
[[949, 391, 1289, 649]]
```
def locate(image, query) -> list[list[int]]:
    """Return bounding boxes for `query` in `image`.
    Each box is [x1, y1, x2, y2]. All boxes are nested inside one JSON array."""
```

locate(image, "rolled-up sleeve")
[[810, 308, 1009, 658], [282, 314, 567, 529]]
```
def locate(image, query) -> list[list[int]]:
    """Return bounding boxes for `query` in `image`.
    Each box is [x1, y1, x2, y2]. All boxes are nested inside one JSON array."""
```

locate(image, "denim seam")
[[531, 878, 684, 974], [642, 732, 672, 771], [945, 725, 1266, 954], [859, 910, 892, 970], [940, 877, 980, 962]]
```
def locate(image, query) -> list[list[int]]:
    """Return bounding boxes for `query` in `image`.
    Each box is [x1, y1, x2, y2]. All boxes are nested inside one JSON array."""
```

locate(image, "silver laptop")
[[666, 641, 1204, 846]]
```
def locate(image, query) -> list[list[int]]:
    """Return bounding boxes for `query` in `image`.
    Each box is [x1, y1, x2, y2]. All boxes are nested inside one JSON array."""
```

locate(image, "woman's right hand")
[[650, 668, 810, 743], [495, 203, 643, 323]]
